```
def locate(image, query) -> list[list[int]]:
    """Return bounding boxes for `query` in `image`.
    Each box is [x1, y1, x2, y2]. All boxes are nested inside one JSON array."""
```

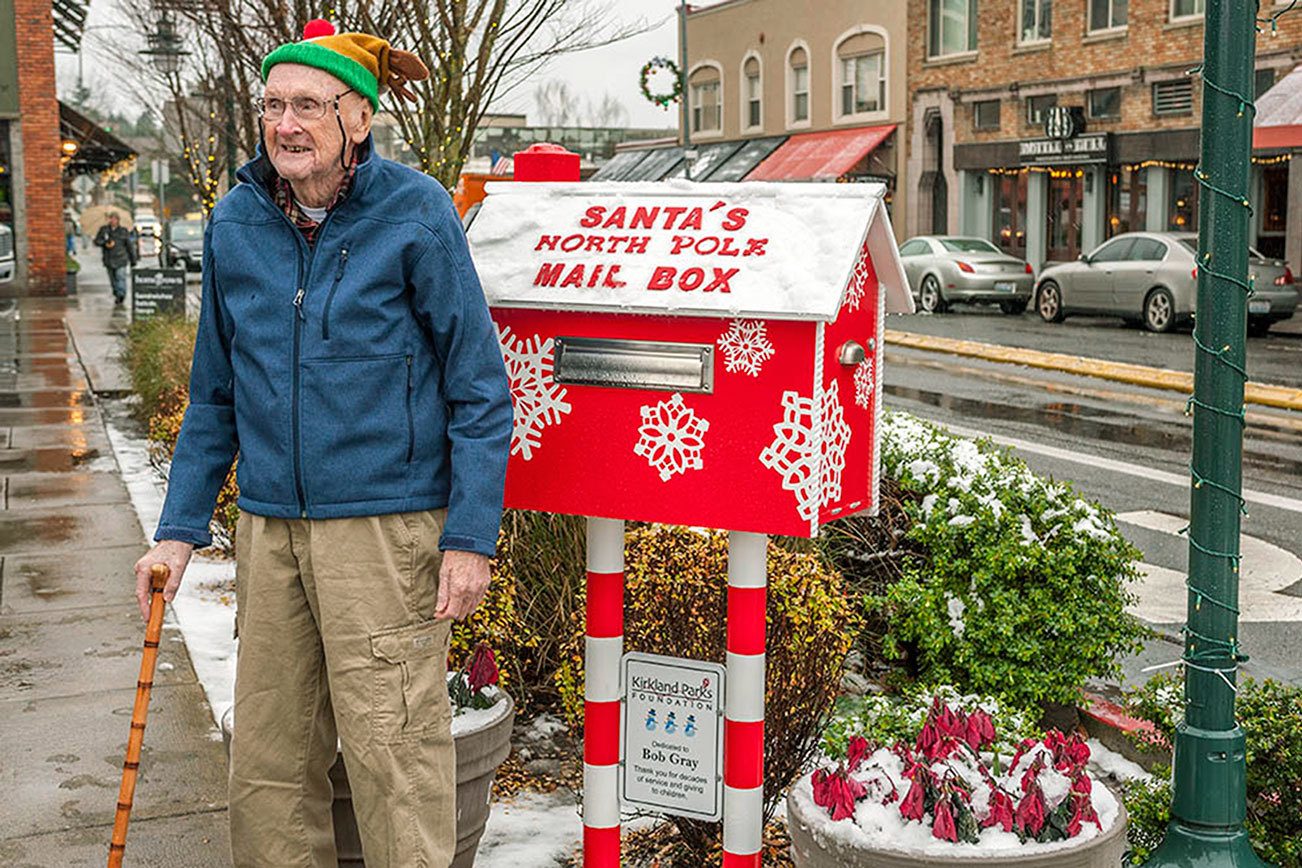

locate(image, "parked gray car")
[[899, 236, 1036, 314], [1035, 231, 1298, 334], [0, 223, 14, 285]]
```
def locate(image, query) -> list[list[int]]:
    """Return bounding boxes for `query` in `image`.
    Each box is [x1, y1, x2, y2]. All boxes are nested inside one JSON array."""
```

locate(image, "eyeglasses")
[[255, 89, 353, 121]]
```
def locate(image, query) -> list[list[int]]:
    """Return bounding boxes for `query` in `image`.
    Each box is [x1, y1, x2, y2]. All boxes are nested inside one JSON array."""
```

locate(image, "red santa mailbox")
[[468, 161, 912, 866]]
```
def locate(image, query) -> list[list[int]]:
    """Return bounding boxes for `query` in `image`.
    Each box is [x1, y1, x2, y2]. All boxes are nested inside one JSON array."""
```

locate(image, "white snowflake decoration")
[[496, 325, 572, 461], [716, 319, 775, 377], [634, 393, 710, 482], [759, 381, 852, 521], [853, 358, 875, 409], [820, 381, 852, 504], [842, 242, 872, 311]]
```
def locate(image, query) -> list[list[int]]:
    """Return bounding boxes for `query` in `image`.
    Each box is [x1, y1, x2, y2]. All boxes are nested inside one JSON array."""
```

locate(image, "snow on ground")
[[103, 408, 239, 732], [475, 790, 582, 867], [1086, 738, 1154, 784]]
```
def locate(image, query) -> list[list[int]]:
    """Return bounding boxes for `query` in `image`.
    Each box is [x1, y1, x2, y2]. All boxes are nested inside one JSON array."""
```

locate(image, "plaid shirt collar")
[[273, 147, 360, 245]]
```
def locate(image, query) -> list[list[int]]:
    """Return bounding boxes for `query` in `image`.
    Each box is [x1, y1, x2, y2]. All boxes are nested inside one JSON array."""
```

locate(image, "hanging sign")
[[621, 652, 725, 821]]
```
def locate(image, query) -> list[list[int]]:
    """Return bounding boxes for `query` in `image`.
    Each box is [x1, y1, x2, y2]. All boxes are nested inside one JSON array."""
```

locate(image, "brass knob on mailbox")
[[838, 341, 866, 366]]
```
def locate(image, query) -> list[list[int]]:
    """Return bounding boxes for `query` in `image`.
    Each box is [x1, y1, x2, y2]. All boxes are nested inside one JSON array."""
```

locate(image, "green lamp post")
[[1142, 0, 1271, 864]]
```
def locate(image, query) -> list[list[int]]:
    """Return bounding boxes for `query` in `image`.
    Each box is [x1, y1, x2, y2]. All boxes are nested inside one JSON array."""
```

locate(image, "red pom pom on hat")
[[302, 18, 335, 39]]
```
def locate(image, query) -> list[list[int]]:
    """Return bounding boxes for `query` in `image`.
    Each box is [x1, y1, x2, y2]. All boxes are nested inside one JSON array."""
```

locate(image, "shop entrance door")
[[1046, 173, 1083, 263]]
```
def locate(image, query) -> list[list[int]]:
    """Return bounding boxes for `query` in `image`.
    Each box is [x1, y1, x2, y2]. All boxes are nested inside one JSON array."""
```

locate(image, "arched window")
[[787, 43, 810, 126], [741, 54, 762, 130], [834, 29, 887, 119], [689, 62, 723, 134]]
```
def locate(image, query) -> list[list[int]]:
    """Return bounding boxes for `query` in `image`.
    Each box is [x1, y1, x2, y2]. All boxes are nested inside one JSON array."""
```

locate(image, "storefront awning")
[[60, 101, 135, 177], [746, 124, 896, 181], [590, 148, 653, 181], [662, 140, 744, 180], [618, 146, 686, 181], [1255, 64, 1302, 150], [706, 136, 786, 181]]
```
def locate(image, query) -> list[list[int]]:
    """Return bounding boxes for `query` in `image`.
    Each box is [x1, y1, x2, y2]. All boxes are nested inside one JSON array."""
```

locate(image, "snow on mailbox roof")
[[467, 180, 912, 322]]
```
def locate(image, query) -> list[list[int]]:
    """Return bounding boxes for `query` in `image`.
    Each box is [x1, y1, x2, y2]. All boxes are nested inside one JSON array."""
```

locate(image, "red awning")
[[1255, 64, 1302, 150], [746, 124, 896, 181]]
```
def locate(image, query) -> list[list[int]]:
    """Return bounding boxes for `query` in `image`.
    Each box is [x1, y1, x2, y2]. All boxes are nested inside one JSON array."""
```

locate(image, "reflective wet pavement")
[[0, 261, 230, 865]]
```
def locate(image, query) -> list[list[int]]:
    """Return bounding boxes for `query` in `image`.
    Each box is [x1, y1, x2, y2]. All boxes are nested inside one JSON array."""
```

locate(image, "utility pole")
[[678, 1, 696, 180], [1142, 0, 1268, 864]]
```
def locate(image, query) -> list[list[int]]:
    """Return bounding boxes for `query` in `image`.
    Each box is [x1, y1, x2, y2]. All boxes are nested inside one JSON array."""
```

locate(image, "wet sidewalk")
[[0, 258, 230, 866]]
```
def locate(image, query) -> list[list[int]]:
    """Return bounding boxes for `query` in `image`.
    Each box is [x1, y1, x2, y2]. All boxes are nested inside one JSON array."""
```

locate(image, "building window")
[[1020, 0, 1052, 42], [1026, 94, 1057, 125], [1261, 165, 1288, 233], [995, 172, 1028, 259], [974, 99, 1001, 129], [1088, 87, 1122, 119], [789, 46, 810, 123], [1170, 0, 1203, 18], [1088, 0, 1128, 31], [1168, 170, 1199, 230], [1153, 79, 1194, 116], [928, 0, 978, 57], [1255, 67, 1275, 98], [1107, 166, 1147, 237], [690, 66, 721, 133], [835, 31, 887, 117], [743, 56, 762, 129]]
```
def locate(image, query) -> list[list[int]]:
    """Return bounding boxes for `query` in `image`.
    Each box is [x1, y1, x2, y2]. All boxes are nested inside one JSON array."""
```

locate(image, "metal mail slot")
[[553, 337, 715, 393]]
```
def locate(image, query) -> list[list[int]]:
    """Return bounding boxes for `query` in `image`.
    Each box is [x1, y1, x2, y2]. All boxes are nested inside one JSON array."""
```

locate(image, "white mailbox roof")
[[467, 180, 913, 321]]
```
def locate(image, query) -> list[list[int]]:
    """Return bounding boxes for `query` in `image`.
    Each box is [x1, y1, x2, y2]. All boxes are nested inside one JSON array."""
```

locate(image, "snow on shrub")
[[871, 412, 1145, 709], [822, 685, 1037, 765], [797, 695, 1120, 854]]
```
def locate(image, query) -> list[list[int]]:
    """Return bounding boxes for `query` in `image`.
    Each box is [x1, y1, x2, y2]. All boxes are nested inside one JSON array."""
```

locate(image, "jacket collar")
[[237, 133, 378, 209]]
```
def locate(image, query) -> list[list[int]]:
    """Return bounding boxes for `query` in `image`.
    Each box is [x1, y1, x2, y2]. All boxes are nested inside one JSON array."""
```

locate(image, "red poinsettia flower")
[[932, 795, 959, 842], [1066, 792, 1101, 837], [965, 708, 996, 750], [812, 766, 866, 822], [982, 788, 1017, 832], [1020, 753, 1046, 793], [899, 775, 927, 822], [466, 643, 499, 693], [916, 720, 940, 760], [1015, 780, 1047, 837], [1070, 772, 1093, 797], [1008, 736, 1040, 773], [1063, 734, 1091, 769], [847, 735, 872, 772]]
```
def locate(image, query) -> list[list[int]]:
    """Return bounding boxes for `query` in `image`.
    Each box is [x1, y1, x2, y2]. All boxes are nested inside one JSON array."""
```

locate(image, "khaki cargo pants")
[[229, 510, 455, 868]]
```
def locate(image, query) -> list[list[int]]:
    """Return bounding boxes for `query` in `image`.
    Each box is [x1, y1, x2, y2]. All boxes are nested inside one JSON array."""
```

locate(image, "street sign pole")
[[1142, 0, 1269, 864]]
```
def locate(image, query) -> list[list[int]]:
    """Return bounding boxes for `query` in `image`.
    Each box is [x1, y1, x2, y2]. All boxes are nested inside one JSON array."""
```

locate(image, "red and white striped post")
[[723, 530, 767, 867], [583, 516, 625, 866]]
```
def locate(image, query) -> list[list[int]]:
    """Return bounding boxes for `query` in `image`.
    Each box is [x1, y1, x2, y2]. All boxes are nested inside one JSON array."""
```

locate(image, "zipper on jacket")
[[289, 223, 333, 516], [405, 354, 415, 463], [321, 247, 349, 340]]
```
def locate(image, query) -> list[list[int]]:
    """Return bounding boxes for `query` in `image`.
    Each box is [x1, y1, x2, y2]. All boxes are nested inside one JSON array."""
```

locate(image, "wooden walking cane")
[[108, 563, 169, 868]]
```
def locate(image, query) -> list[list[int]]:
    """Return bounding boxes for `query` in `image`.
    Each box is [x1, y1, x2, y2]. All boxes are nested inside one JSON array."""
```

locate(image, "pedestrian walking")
[[93, 212, 136, 304], [131, 19, 513, 868]]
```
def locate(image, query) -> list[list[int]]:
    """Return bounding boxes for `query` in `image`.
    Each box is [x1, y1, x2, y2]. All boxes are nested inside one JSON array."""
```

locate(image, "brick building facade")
[[904, 0, 1302, 269], [2, 0, 67, 294]]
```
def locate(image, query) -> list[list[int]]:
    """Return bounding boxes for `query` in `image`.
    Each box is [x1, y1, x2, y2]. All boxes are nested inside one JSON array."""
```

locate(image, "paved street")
[[884, 303, 1302, 687], [0, 258, 231, 867]]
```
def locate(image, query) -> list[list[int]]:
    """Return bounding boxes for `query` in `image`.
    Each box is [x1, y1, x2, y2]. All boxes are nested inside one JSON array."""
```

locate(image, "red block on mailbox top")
[[467, 181, 914, 538]]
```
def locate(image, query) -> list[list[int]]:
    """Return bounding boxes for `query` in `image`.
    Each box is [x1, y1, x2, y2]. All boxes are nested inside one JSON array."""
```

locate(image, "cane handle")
[[150, 563, 169, 592]]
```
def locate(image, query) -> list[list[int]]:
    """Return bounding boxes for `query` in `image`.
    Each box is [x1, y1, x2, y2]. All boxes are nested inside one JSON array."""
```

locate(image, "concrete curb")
[[885, 329, 1302, 412]]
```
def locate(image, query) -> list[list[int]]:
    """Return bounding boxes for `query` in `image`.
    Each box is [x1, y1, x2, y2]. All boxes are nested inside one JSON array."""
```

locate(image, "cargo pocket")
[[369, 619, 451, 744]]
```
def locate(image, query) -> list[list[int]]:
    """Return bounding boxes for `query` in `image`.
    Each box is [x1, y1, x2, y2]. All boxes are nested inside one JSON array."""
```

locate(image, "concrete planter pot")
[[786, 783, 1129, 868], [221, 690, 515, 867]]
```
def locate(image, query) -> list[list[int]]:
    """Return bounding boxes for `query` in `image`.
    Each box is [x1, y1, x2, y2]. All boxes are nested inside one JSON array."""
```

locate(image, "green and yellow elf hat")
[[261, 19, 429, 110]]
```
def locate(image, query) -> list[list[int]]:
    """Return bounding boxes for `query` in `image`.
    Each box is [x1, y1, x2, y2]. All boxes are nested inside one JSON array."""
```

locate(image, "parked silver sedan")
[[899, 236, 1036, 314], [1036, 231, 1298, 334]]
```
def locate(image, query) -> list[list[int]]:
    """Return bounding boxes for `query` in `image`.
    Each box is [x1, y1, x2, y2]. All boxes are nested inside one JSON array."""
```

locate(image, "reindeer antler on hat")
[[261, 19, 430, 109]]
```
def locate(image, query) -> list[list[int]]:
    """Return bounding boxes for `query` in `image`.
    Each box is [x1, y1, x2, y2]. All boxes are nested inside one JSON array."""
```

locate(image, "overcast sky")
[[56, 0, 696, 130]]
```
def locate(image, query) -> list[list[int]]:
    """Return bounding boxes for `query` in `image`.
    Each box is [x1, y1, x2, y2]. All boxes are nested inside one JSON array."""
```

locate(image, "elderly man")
[[94, 212, 136, 304], [132, 21, 512, 867]]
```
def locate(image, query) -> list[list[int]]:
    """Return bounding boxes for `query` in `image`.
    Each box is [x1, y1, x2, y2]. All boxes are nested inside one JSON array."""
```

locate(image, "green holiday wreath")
[[639, 56, 682, 109]]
